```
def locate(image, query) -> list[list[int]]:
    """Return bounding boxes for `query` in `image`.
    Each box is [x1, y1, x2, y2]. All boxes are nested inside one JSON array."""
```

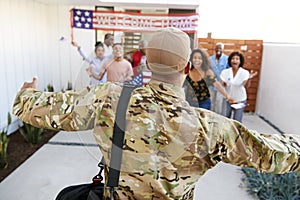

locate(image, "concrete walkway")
[[0, 113, 280, 200]]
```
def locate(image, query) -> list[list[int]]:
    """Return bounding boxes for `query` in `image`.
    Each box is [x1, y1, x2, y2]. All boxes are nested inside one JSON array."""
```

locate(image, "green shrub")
[[19, 122, 44, 146], [47, 83, 54, 92], [0, 113, 11, 169], [241, 167, 300, 200], [67, 81, 72, 90]]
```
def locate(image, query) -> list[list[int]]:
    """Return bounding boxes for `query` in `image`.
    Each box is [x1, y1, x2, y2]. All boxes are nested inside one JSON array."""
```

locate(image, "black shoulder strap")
[[107, 84, 137, 187]]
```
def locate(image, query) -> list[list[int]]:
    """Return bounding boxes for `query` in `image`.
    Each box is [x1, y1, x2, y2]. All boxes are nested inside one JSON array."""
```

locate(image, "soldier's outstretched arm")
[[199, 109, 300, 174], [12, 79, 104, 131]]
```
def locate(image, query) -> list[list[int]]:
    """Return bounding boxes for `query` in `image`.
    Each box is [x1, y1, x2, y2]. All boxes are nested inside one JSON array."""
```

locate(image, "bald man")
[[13, 28, 300, 199], [209, 42, 229, 115]]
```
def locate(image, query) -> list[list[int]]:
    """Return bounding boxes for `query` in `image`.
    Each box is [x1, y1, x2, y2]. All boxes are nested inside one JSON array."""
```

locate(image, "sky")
[[197, 0, 300, 43]]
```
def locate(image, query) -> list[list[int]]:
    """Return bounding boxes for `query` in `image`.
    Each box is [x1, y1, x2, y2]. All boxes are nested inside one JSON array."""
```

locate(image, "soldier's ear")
[[184, 61, 190, 74]]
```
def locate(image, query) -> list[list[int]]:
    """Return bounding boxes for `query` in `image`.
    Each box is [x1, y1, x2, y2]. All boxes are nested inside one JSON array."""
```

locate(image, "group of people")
[[72, 33, 150, 87], [72, 33, 133, 84], [76, 32, 259, 123], [72, 33, 257, 123], [13, 27, 300, 200], [184, 43, 257, 122]]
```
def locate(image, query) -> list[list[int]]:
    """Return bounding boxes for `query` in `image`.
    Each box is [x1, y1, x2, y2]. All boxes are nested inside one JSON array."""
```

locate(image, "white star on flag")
[[76, 22, 82, 27]]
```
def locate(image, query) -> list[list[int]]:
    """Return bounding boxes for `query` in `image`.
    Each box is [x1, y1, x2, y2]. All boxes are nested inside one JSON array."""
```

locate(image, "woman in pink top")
[[87, 43, 133, 83]]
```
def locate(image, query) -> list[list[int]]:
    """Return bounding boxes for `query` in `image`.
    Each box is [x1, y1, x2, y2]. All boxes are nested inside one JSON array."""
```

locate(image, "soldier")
[[13, 27, 300, 199]]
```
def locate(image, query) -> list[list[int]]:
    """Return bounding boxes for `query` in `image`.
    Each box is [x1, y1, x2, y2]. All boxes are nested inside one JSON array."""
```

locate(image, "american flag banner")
[[70, 8, 199, 33]]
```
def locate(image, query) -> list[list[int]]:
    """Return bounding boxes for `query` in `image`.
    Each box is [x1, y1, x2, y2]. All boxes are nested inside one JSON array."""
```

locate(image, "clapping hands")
[[86, 65, 94, 77], [249, 70, 258, 79]]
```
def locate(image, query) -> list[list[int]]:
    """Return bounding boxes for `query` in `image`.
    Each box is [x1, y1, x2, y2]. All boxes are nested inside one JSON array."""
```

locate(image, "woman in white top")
[[220, 51, 257, 122]]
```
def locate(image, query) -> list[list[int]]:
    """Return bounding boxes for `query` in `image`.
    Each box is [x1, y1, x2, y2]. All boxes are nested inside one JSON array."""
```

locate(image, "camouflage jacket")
[[13, 81, 300, 199]]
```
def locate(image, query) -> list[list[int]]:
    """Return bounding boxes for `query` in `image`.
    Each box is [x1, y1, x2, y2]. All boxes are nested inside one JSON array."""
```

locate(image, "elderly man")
[[209, 42, 229, 115], [13, 28, 300, 199], [103, 33, 114, 57]]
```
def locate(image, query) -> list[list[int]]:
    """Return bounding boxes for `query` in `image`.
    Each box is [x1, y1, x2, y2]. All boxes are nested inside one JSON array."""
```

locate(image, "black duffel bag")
[[55, 166, 105, 200], [55, 182, 104, 200]]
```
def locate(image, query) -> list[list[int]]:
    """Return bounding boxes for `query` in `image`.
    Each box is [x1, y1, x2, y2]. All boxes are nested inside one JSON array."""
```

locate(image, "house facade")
[[1, 0, 299, 134]]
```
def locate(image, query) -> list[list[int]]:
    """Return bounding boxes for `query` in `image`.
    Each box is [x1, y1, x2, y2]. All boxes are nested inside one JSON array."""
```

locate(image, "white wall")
[[256, 43, 300, 134], [0, 0, 48, 132], [0, 0, 95, 133]]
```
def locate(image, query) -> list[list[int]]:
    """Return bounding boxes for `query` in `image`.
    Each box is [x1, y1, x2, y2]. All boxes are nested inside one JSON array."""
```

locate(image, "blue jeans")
[[199, 98, 211, 110], [225, 100, 246, 122]]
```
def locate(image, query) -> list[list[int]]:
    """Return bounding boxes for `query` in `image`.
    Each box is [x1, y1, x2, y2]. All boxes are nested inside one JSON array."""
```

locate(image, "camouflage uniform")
[[13, 81, 300, 199]]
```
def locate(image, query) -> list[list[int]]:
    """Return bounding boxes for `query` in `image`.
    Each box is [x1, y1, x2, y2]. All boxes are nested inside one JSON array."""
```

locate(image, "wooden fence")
[[198, 38, 263, 112]]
